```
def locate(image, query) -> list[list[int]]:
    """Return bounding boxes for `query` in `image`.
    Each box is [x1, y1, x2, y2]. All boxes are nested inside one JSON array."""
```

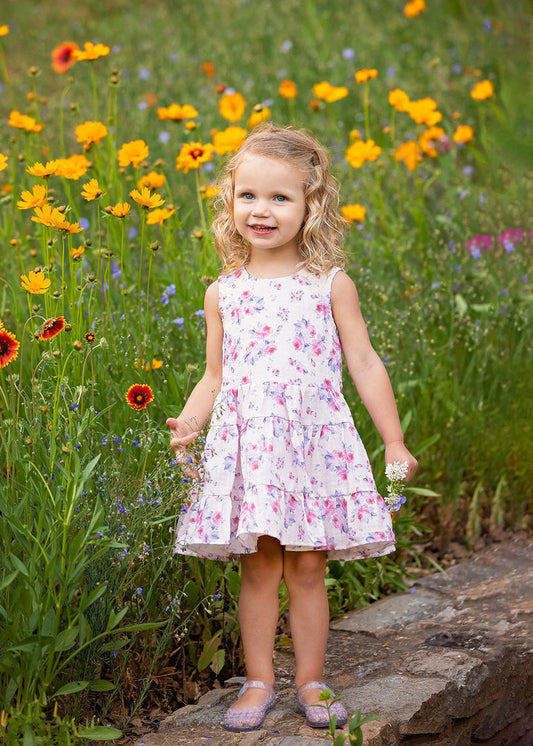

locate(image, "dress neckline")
[[243, 266, 300, 281]]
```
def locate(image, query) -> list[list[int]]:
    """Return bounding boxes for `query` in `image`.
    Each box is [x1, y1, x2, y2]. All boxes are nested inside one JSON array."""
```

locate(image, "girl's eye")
[[241, 192, 254, 200], [274, 195, 287, 202]]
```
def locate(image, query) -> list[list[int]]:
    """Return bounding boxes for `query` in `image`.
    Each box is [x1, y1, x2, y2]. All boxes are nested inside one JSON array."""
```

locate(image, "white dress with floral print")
[[174, 266, 395, 561]]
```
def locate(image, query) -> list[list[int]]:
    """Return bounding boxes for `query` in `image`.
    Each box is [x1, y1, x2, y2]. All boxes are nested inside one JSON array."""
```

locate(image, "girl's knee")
[[283, 551, 326, 591], [241, 536, 283, 586]]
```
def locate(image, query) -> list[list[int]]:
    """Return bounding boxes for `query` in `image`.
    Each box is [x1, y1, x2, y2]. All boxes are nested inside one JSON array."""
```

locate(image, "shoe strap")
[[239, 679, 273, 697], [298, 681, 329, 696]]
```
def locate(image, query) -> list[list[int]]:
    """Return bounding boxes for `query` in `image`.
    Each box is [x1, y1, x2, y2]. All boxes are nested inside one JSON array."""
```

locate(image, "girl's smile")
[[233, 155, 307, 258]]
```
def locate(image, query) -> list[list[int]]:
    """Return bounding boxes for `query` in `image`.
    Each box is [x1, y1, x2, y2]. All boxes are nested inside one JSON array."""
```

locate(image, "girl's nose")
[[251, 200, 270, 216]]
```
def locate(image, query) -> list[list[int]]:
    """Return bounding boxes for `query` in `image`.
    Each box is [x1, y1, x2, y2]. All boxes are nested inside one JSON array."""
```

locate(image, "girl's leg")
[[283, 550, 330, 703], [232, 535, 283, 709]]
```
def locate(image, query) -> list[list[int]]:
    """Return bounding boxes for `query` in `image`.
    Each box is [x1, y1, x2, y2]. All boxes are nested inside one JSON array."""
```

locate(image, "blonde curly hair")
[[212, 123, 346, 273]]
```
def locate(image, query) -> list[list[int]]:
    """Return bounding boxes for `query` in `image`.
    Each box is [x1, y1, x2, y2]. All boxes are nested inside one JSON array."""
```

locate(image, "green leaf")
[[52, 680, 89, 697], [89, 679, 115, 692], [78, 725, 123, 740], [0, 569, 19, 591], [54, 626, 79, 652], [405, 486, 441, 497], [197, 630, 223, 672], [209, 648, 225, 675], [455, 293, 468, 318]]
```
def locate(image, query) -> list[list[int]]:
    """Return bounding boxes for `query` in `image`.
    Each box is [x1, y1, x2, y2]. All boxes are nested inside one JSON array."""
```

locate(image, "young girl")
[[167, 123, 418, 732]]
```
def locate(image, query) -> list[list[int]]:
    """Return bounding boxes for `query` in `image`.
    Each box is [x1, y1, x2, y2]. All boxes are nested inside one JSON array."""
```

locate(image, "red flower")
[[126, 384, 154, 411], [0, 327, 20, 368], [51, 41, 79, 73], [39, 316, 66, 341]]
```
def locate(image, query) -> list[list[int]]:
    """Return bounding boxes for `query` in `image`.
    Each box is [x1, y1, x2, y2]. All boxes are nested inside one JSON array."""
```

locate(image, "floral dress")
[[174, 266, 395, 561]]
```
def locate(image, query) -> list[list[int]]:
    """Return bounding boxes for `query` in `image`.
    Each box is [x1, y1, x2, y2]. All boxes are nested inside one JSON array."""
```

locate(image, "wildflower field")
[[0, 0, 531, 741]]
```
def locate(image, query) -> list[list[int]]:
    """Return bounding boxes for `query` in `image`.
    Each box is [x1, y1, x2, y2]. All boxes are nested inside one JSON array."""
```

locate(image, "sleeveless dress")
[[174, 266, 395, 561]]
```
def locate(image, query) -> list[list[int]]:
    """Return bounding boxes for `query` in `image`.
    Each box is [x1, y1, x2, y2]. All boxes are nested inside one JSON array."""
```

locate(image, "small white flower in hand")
[[384, 460, 409, 512]]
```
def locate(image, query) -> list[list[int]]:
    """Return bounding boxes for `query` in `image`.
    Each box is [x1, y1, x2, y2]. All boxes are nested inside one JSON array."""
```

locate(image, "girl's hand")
[[166, 417, 199, 478], [385, 441, 418, 482]]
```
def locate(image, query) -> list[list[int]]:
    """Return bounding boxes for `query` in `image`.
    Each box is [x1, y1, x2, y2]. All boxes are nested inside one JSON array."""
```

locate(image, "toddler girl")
[[167, 123, 418, 732]]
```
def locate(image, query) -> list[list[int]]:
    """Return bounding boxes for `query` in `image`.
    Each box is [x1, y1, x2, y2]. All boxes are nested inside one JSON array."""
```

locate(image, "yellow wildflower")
[[394, 141, 422, 170], [17, 184, 47, 210], [471, 80, 494, 100], [73, 42, 110, 61], [59, 219, 83, 234], [109, 202, 131, 218], [248, 106, 271, 128], [157, 103, 199, 121], [203, 184, 221, 199], [0, 25, 9, 36], [405, 97, 442, 126], [31, 204, 68, 229], [212, 126, 248, 155], [175, 142, 214, 174], [404, 0, 426, 18], [146, 208, 175, 226], [138, 171, 165, 190], [81, 178, 103, 201], [0, 153, 7, 171], [345, 139, 382, 168], [8, 110, 44, 133], [71, 246, 85, 259], [279, 80, 298, 98], [453, 125, 474, 144], [313, 81, 348, 103], [26, 161, 58, 178], [130, 187, 165, 209], [219, 92, 246, 122], [20, 270, 51, 295], [419, 126, 445, 157], [118, 139, 149, 168], [388, 88, 410, 112], [54, 154, 90, 180], [75, 120, 108, 146], [342, 204, 367, 222], [354, 69, 378, 84]]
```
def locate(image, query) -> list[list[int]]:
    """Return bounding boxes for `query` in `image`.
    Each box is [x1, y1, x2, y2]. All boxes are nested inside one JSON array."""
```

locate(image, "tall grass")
[[0, 0, 531, 741]]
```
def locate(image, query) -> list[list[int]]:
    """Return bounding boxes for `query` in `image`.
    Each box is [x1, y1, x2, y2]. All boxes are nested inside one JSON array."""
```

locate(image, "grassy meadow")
[[0, 0, 531, 741]]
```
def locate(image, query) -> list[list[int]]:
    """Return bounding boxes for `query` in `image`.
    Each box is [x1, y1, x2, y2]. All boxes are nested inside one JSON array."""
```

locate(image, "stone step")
[[133, 536, 533, 745]]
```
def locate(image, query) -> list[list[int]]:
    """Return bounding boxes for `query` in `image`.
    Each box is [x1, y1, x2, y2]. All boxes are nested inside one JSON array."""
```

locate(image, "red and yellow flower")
[[175, 142, 214, 174], [0, 326, 20, 368], [51, 41, 79, 73], [125, 383, 154, 411], [39, 316, 66, 341]]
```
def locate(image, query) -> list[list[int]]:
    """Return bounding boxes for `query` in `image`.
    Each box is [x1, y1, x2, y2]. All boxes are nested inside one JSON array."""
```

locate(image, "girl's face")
[[233, 155, 307, 261]]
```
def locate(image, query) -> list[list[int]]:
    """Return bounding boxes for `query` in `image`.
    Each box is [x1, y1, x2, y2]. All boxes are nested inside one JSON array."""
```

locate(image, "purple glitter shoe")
[[297, 681, 348, 728], [223, 680, 276, 732]]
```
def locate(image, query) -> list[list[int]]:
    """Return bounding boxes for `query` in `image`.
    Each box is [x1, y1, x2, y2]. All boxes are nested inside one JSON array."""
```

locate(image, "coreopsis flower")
[[471, 80, 494, 100], [0, 327, 20, 368], [118, 139, 149, 169], [219, 92, 246, 122], [51, 41, 79, 73], [279, 80, 298, 98], [202, 184, 221, 199], [157, 103, 199, 121], [419, 126, 445, 157], [453, 125, 474, 144], [71, 246, 85, 259], [354, 69, 378, 84], [384, 460, 408, 511], [75, 120, 108, 146], [0, 25, 9, 37], [248, 105, 271, 128], [26, 161, 58, 178], [138, 171, 165, 190], [130, 187, 165, 209], [136, 358, 163, 371], [146, 207, 175, 226], [20, 269, 51, 294], [84, 332, 96, 344], [406, 97, 442, 126], [212, 126, 248, 155], [394, 141, 422, 170], [17, 184, 47, 210], [175, 142, 214, 174], [109, 202, 131, 217], [54, 154, 90, 180], [81, 178, 103, 201], [342, 204, 367, 222], [8, 110, 44, 133], [404, 0, 426, 18], [31, 204, 68, 229], [345, 139, 382, 168], [388, 88, 410, 112], [0, 153, 7, 171], [58, 219, 83, 234], [39, 316, 66, 341], [312, 81, 348, 103], [125, 383, 154, 411], [73, 41, 110, 61]]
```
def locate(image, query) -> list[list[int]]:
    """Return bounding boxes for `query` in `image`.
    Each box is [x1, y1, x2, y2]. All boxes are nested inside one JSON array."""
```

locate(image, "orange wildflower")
[[345, 139, 382, 168], [212, 126, 248, 155], [17, 184, 47, 210], [279, 80, 298, 98], [54, 154, 90, 180], [354, 69, 378, 84], [388, 88, 410, 111], [404, 0, 426, 18], [8, 110, 44, 133], [51, 41, 79, 73], [394, 141, 422, 170], [138, 171, 165, 190], [342, 204, 367, 222], [419, 126, 445, 157], [175, 142, 214, 174], [203, 184, 221, 199], [0, 327, 20, 368], [109, 202, 131, 218], [453, 125, 474, 144], [75, 120, 108, 146], [0, 153, 7, 171], [81, 178, 103, 201], [201, 61, 216, 79], [39, 316, 66, 341], [313, 81, 348, 103], [73, 41, 110, 61], [0, 25, 9, 37], [118, 140, 149, 168], [20, 269, 51, 295], [157, 104, 199, 121], [219, 92, 246, 122], [471, 80, 494, 100], [248, 106, 271, 128], [26, 161, 58, 178], [71, 246, 85, 259], [130, 187, 165, 209], [31, 204, 68, 229], [146, 208, 175, 225], [405, 97, 442, 126]]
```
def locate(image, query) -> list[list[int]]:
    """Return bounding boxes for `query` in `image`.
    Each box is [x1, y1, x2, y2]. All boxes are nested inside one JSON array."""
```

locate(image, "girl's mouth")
[[250, 224, 276, 233]]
